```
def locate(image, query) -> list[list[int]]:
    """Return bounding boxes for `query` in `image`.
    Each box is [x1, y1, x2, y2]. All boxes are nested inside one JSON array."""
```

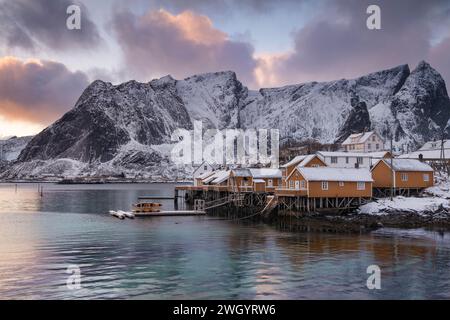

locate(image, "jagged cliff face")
[[6, 62, 450, 179]]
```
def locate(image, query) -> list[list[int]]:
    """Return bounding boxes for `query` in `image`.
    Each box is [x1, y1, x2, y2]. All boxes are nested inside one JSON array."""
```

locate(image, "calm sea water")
[[0, 183, 449, 300]]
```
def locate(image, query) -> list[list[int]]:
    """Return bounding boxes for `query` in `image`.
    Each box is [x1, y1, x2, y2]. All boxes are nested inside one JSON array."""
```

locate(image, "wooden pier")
[[134, 210, 206, 217]]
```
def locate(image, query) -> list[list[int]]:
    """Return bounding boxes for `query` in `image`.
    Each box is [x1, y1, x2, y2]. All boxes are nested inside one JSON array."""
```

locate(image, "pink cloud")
[[0, 56, 89, 124], [112, 9, 258, 86]]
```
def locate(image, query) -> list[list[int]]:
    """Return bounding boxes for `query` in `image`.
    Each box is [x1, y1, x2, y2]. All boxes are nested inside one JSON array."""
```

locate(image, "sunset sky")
[[1, 0, 450, 138]]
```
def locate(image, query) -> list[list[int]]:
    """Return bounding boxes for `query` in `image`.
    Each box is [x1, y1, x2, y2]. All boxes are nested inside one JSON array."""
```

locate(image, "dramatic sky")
[[0, 0, 450, 137]]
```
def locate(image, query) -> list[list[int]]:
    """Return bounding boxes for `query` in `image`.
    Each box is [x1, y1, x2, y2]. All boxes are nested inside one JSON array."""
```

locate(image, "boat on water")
[[132, 202, 162, 213], [109, 210, 125, 219]]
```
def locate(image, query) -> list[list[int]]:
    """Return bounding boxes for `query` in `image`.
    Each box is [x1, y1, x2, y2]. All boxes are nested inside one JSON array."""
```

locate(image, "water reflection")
[[0, 183, 450, 299]]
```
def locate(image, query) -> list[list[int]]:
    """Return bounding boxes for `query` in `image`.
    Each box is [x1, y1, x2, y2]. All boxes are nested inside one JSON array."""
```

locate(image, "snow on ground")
[[359, 196, 450, 216], [424, 177, 450, 199]]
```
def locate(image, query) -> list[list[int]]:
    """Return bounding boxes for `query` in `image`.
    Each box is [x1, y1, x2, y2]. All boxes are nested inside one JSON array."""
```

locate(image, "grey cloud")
[[0, 57, 89, 124], [0, 0, 102, 51], [265, 0, 450, 86]]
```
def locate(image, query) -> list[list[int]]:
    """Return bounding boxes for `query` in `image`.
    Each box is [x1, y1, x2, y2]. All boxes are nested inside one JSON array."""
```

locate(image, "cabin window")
[[401, 173, 408, 181], [331, 157, 338, 164], [321, 181, 328, 190], [204, 165, 208, 171], [372, 136, 376, 142], [376, 144, 379, 150], [368, 143, 371, 150], [346, 157, 349, 164], [357, 157, 363, 164], [357, 182, 365, 190], [339, 181, 344, 187], [312, 164, 320, 168], [423, 174, 430, 182], [300, 180, 306, 189], [289, 181, 294, 189]]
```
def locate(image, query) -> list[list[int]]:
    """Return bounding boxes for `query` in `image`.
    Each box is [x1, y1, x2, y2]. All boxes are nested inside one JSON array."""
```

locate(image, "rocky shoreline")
[[270, 209, 450, 233]]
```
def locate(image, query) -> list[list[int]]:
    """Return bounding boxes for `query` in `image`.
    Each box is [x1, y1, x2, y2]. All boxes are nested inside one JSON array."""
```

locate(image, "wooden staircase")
[[260, 195, 278, 217]]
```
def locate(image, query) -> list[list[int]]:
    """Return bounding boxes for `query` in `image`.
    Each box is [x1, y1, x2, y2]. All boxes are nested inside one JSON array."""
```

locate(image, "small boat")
[[132, 202, 162, 213], [109, 210, 125, 219], [118, 210, 135, 219]]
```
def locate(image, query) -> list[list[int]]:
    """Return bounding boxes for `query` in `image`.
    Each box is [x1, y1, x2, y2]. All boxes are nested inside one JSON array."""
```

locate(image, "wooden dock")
[[138, 196, 175, 200], [134, 210, 206, 217]]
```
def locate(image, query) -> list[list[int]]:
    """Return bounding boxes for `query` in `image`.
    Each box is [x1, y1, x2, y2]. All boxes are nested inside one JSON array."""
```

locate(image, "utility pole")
[[390, 133, 394, 201], [440, 130, 448, 177]]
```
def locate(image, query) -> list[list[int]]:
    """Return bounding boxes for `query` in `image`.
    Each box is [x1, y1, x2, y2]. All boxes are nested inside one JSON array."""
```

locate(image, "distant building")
[[341, 131, 385, 153], [193, 161, 217, 186], [418, 139, 450, 151], [398, 139, 450, 170], [317, 151, 371, 168]]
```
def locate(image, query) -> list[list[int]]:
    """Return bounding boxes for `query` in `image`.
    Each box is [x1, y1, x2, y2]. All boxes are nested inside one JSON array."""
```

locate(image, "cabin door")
[[295, 181, 300, 190], [268, 179, 273, 187]]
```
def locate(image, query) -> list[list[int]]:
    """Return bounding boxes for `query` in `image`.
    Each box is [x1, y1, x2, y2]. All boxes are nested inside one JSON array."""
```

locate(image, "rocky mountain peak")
[[6, 62, 450, 180]]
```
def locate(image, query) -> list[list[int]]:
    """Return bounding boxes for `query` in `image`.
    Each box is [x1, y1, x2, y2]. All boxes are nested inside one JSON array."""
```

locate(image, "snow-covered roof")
[[317, 151, 372, 158], [281, 155, 308, 168], [203, 170, 228, 184], [342, 131, 377, 145], [197, 171, 215, 180], [366, 151, 390, 158], [211, 170, 230, 184], [232, 168, 252, 177], [398, 149, 450, 160], [375, 159, 433, 172], [253, 179, 265, 183], [249, 168, 282, 179], [419, 140, 450, 151], [298, 167, 373, 182]]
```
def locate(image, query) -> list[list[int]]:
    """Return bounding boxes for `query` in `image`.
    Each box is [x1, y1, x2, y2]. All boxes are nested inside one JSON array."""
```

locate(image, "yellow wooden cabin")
[[277, 167, 373, 198], [371, 159, 434, 190], [280, 154, 326, 187]]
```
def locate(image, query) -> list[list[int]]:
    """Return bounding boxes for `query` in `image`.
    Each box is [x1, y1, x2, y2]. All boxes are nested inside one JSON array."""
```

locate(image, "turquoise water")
[[0, 183, 449, 299]]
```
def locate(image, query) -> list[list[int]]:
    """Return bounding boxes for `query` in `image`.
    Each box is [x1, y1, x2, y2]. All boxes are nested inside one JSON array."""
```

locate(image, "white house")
[[193, 161, 217, 186], [317, 151, 372, 168], [317, 151, 392, 169], [341, 131, 385, 153], [418, 139, 450, 151]]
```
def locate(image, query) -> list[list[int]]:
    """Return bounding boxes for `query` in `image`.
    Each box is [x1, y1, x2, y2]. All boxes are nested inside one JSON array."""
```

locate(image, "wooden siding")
[[371, 160, 434, 188], [284, 168, 372, 198]]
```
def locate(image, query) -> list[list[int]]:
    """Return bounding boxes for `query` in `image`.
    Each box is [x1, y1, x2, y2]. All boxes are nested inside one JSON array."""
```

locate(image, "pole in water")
[[40, 186, 43, 197]]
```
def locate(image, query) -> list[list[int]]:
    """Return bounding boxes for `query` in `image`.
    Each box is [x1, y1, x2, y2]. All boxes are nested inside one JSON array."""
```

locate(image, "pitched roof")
[[366, 151, 390, 158], [298, 167, 373, 182], [418, 140, 450, 151], [373, 159, 433, 172], [317, 151, 372, 158], [211, 170, 231, 184], [232, 168, 252, 177], [342, 131, 377, 145], [197, 171, 215, 180], [249, 168, 282, 179], [281, 155, 308, 168], [398, 149, 450, 160], [203, 170, 229, 184]]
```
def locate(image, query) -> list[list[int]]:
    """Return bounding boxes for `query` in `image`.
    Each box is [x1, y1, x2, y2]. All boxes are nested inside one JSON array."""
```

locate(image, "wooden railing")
[[274, 188, 307, 197]]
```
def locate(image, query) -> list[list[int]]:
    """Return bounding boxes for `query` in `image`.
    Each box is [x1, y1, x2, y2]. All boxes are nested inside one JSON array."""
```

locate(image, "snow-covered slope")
[[240, 64, 410, 143], [2, 62, 450, 180], [0, 136, 33, 161]]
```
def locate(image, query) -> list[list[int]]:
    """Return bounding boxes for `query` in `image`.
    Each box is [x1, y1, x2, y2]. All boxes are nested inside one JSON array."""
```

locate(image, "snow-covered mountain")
[[0, 136, 33, 161], [2, 61, 450, 180]]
